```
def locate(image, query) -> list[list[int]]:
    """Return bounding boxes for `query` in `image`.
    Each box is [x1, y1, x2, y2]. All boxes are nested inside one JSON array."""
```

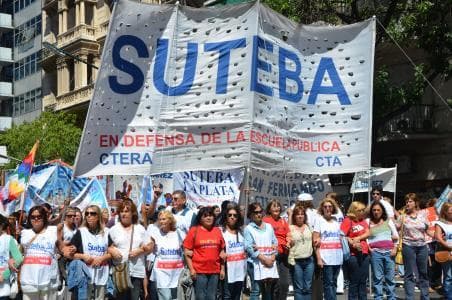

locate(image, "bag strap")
[[129, 225, 134, 252], [397, 215, 404, 251]]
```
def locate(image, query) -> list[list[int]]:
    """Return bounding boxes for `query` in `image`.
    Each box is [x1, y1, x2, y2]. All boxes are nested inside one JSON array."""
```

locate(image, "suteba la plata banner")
[[73, 0, 376, 177]]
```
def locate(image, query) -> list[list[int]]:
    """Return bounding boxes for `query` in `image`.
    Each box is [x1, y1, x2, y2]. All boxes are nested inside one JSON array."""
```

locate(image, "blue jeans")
[[194, 274, 219, 300], [223, 280, 243, 300], [157, 287, 177, 300], [442, 261, 452, 300], [370, 251, 396, 300], [322, 265, 340, 300], [346, 254, 369, 300], [402, 244, 429, 300], [290, 257, 314, 300], [247, 262, 260, 300]]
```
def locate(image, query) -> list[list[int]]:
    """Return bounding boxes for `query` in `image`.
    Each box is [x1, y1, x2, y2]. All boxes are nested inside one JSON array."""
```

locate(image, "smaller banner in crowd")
[[247, 169, 332, 207], [435, 185, 452, 213], [70, 178, 108, 211], [173, 169, 244, 209], [350, 167, 397, 193]]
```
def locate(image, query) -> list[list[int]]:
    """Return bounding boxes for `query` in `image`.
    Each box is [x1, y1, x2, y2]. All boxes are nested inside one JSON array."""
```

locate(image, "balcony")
[[57, 24, 97, 50], [41, 35, 57, 70], [0, 47, 12, 66], [0, 14, 12, 32], [55, 84, 94, 111], [42, 0, 58, 13], [0, 82, 12, 100], [43, 94, 57, 111], [0, 117, 11, 131], [95, 20, 110, 42], [377, 104, 439, 141]]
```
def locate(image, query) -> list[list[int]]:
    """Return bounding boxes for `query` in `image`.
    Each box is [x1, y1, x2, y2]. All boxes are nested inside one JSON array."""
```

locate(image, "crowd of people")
[[0, 186, 450, 300]]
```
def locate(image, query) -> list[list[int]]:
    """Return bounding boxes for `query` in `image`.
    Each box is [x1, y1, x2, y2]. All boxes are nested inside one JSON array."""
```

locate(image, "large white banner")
[[74, 0, 375, 177], [247, 169, 332, 207], [350, 167, 397, 193]]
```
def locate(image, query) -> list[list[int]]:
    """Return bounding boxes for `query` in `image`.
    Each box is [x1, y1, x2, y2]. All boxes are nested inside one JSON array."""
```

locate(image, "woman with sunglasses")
[[183, 206, 225, 300], [340, 201, 370, 300], [20, 206, 60, 300], [244, 202, 279, 300], [288, 205, 314, 300], [262, 199, 290, 300], [312, 198, 343, 300], [221, 205, 246, 300], [0, 214, 22, 300], [108, 199, 152, 300], [396, 193, 430, 300], [148, 210, 184, 300], [68, 205, 111, 299]]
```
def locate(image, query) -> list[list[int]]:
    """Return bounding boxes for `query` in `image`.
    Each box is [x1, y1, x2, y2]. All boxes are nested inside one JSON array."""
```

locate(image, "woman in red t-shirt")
[[183, 206, 225, 300], [263, 199, 290, 300], [340, 201, 370, 300]]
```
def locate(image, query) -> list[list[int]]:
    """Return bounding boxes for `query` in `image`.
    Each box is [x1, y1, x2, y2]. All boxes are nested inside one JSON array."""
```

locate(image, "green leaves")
[[0, 112, 82, 169]]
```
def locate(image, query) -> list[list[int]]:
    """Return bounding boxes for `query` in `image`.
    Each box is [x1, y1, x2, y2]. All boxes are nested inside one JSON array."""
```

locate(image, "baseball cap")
[[297, 193, 313, 202]]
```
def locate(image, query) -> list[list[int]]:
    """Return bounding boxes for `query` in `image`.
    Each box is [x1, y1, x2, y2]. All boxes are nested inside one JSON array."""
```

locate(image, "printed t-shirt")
[[108, 223, 149, 278], [313, 217, 342, 266], [263, 216, 289, 255], [183, 226, 225, 274], [399, 212, 428, 247], [0, 234, 10, 297], [340, 217, 369, 255], [78, 227, 109, 285], [149, 229, 184, 289], [222, 230, 246, 283]]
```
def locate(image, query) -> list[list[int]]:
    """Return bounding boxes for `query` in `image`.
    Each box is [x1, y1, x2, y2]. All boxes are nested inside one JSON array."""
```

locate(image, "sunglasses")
[[323, 205, 333, 209], [201, 214, 213, 218], [66, 214, 76, 218], [253, 210, 263, 215], [228, 213, 238, 218], [30, 215, 43, 221], [85, 211, 98, 217]]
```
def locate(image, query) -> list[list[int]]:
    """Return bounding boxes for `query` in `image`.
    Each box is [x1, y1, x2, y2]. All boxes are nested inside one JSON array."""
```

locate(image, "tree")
[[0, 112, 82, 169]]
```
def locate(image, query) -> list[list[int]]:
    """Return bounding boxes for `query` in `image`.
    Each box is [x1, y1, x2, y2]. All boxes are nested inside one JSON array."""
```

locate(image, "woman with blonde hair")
[[69, 205, 111, 299], [340, 201, 370, 300], [312, 198, 342, 300], [148, 210, 184, 300], [434, 202, 452, 300]]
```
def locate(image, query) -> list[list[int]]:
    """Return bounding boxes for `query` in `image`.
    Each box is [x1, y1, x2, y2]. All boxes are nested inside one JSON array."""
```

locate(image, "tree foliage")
[[0, 112, 82, 169]]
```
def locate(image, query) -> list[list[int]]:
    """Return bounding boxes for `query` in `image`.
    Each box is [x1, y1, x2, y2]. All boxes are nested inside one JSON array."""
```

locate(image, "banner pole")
[[394, 164, 398, 208]]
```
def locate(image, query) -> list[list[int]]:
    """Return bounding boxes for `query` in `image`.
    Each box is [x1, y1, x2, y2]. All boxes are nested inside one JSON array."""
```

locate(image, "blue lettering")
[[153, 39, 198, 96], [316, 156, 342, 167], [251, 36, 273, 96], [100, 153, 108, 165], [279, 47, 303, 102], [228, 240, 244, 249], [87, 242, 106, 253], [109, 35, 149, 94], [204, 39, 246, 94], [308, 57, 351, 105]]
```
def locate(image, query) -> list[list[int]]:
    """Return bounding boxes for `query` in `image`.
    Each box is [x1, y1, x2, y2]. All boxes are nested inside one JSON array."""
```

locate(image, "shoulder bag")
[[395, 215, 404, 265], [435, 222, 451, 263], [112, 225, 134, 293]]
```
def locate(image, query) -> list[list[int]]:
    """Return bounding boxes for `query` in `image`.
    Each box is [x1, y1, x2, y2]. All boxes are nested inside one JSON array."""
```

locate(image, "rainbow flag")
[[7, 141, 39, 200]]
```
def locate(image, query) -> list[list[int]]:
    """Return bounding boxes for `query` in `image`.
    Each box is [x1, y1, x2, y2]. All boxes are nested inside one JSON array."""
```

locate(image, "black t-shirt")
[[70, 230, 84, 254]]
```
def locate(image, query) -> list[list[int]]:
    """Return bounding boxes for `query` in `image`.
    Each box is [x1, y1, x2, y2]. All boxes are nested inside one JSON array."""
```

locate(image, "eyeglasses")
[[253, 210, 263, 215], [30, 215, 43, 221], [66, 214, 75, 218], [172, 197, 180, 200], [228, 213, 238, 218], [85, 211, 98, 217]]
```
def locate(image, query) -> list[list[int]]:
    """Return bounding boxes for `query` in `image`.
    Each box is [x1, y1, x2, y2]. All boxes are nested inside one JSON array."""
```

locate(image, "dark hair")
[[265, 199, 282, 215], [117, 199, 139, 224], [222, 204, 244, 232], [291, 205, 307, 225], [0, 214, 9, 232], [42, 203, 52, 212], [247, 202, 263, 219], [369, 201, 388, 223], [28, 206, 49, 228], [371, 186, 383, 194], [195, 206, 215, 225], [172, 190, 186, 199]]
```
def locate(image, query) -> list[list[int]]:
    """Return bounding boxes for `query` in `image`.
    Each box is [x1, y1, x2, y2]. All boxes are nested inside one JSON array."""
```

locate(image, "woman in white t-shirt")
[[435, 202, 452, 300], [312, 198, 343, 300], [108, 199, 152, 300], [20, 206, 60, 300], [221, 204, 246, 300], [148, 210, 184, 300], [68, 205, 111, 300]]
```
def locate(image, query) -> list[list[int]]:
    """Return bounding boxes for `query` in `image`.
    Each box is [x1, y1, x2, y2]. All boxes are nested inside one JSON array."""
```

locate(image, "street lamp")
[[0, 153, 21, 163], [42, 42, 99, 69]]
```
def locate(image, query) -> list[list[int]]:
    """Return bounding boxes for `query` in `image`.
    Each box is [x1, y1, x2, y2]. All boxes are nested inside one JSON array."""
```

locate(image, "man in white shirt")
[[165, 190, 196, 238]]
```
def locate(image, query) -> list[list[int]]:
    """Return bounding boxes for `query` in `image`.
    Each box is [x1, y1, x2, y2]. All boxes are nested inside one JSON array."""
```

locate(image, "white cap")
[[297, 193, 313, 202]]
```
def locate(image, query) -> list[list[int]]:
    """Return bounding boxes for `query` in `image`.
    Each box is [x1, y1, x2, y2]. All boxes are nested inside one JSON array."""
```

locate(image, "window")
[[12, 88, 41, 117], [14, 51, 41, 81], [14, 15, 41, 47], [14, 0, 37, 13]]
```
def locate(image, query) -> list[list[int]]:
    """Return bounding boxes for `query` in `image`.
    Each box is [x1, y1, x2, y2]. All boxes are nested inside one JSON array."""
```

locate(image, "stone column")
[[80, 0, 85, 25], [92, 57, 99, 81], [75, 1, 80, 26], [74, 54, 88, 88], [58, 11, 63, 34], [62, 9, 68, 32]]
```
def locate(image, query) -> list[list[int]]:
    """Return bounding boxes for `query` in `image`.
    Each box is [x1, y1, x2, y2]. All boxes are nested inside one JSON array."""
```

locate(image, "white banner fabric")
[[74, 0, 375, 177], [350, 167, 397, 193]]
